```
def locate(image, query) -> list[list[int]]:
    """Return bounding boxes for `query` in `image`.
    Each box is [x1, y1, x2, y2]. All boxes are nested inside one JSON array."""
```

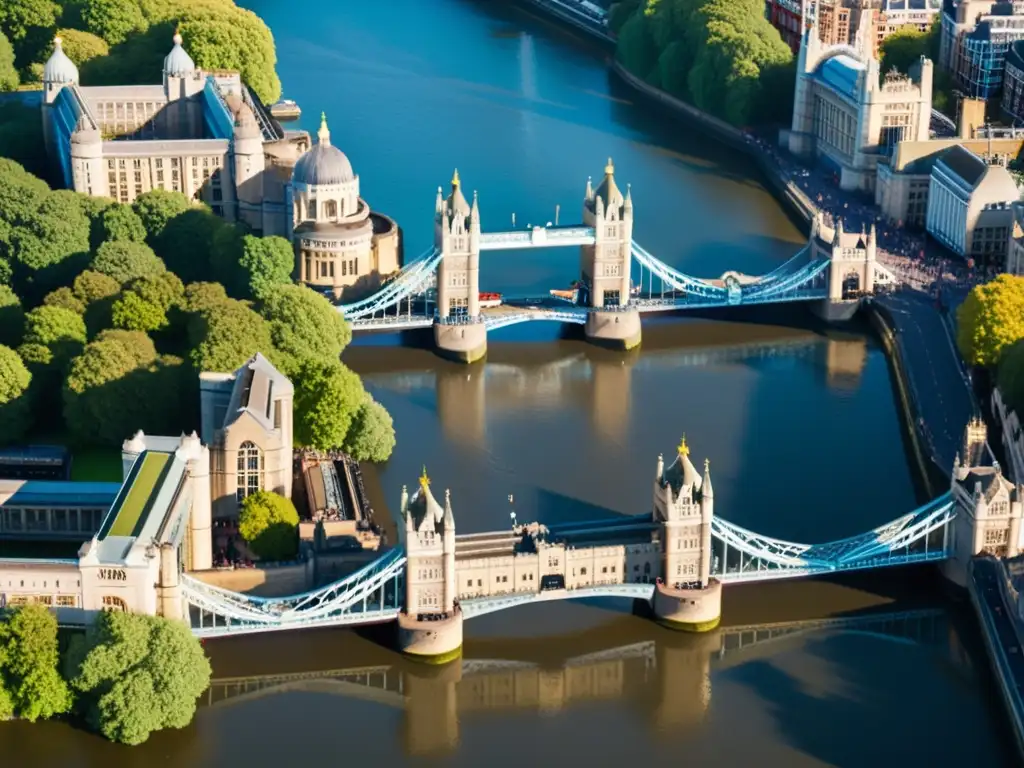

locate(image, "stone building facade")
[[40, 34, 401, 300], [198, 353, 294, 519], [788, 24, 933, 192]]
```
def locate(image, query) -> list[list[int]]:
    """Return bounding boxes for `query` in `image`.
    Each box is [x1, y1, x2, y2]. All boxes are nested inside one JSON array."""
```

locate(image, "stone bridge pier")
[[810, 214, 880, 323]]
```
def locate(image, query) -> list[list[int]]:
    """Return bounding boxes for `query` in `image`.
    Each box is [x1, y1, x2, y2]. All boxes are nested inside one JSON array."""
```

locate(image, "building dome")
[[164, 31, 195, 75], [291, 113, 355, 186], [43, 37, 78, 84]]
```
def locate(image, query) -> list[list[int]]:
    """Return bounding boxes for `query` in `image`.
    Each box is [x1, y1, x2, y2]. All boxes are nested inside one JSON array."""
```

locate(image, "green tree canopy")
[[0, 604, 72, 722], [91, 240, 166, 284], [237, 234, 294, 300], [94, 203, 147, 246], [0, 343, 33, 441], [153, 206, 222, 284], [292, 358, 365, 451], [0, 104, 48, 179], [238, 490, 300, 562], [126, 271, 184, 311], [78, 0, 148, 45], [0, 0, 59, 65], [23, 303, 87, 367], [0, 31, 18, 91], [132, 188, 191, 241], [111, 290, 167, 332], [0, 157, 50, 226], [69, 611, 211, 746], [8, 189, 91, 296], [73, 269, 121, 304], [43, 285, 86, 315], [63, 332, 183, 444], [260, 284, 351, 369], [0, 285, 24, 346], [879, 25, 928, 76], [55, 27, 109, 64], [957, 275, 1024, 367], [343, 395, 396, 463], [183, 280, 228, 313], [997, 338, 1024, 415], [187, 297, 272, 373]]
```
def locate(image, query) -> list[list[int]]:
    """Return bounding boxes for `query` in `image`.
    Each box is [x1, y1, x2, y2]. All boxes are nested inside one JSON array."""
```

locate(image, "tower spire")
[[318, 112, 330, 146], [605, 157, 615, 176], [451, 168, 460, 188]]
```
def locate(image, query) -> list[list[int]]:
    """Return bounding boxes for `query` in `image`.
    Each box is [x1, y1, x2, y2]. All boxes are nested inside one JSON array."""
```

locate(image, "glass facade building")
[[941, 0, 1024, 100]]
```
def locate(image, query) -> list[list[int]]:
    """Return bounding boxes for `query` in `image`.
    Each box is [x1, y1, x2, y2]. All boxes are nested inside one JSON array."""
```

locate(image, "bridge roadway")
[[874, 292, 976, 477]]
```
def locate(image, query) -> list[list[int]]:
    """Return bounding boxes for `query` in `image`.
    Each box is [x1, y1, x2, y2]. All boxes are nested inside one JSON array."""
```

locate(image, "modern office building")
[[1001, 39, 1024, 121], [939, 0, 1024, 100], [40, 34, 401, 301], [789, 24, 934, 191], [925, 144, 1019, 260]]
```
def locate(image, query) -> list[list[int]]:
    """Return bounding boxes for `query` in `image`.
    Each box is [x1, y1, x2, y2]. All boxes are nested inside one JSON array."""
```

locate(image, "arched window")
[[309, 199, 317, 219], [325, 200, 338, 218], [236, 441, 264, 505], [102, 595, 127, 612]]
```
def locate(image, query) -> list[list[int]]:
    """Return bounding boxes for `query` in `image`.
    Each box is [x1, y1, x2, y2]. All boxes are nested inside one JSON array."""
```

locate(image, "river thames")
[[0, 0, 1016, 764]]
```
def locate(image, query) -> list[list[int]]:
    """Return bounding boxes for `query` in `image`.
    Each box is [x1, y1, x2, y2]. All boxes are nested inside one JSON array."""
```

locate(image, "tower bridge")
[[337, 160, 898, 361], [180, 419, 1021, 663]]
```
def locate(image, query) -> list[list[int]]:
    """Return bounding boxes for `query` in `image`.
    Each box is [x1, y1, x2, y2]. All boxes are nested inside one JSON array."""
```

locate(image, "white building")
[[788, 23, 933, 192], [925, 145, 1019, 261]]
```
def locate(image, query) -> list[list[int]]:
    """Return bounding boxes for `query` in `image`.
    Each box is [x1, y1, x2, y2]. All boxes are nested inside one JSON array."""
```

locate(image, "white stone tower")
[[232, 101, 266, 230], [40, 36, 79, 177], [433, 170, 487, 363], [581, 158, 633, 308], [397, 468, 463, 662], [945, 419, 1024, 586], [651, 437, 722, 631]]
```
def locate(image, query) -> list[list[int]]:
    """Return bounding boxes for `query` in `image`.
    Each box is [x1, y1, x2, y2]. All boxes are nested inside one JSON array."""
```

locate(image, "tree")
[[78, 0, 147, 45], [0, 285, 24, 346], [111, 290, 167, 332], [998, 338, 1024, 415], [23, 305, 86, 356], [153, 206, 222, 284], [187, 298, 273, 373], [63, 333, 183, 444], [0, 31, 18, 91], [94, 203, 147, 246], [43, 285, 86, 315], [0, 106, 48, 180], [8, 189, 91, 296], [55, 27, 109, 65], [0, 344, 32, 441], [0, 158, 50, 227], [957, 275, 1024, 367], [237, 234, 294, 300], [91, 240, 166, 284], [127, 271, 184, 311], [183, 280, 228, 313], [0, 0, 59, 65], [69, 611, 211, 746], [292, 358, 365, 451], [237, 490, 299, 561], [260, 284, 351, 369], [879, 25, 928, 77], [0, 604, 72, 722], [73, 269, 121, 304], [343, 395, 396, 463], [132, 188, 191, 241]]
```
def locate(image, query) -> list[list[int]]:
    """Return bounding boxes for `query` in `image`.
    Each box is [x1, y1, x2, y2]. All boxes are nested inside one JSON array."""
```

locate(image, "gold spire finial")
[[677, 435, 689, 456], [605, 157, 614, 175], [452, 168, 460, 187], [419, 465, 430, 488]]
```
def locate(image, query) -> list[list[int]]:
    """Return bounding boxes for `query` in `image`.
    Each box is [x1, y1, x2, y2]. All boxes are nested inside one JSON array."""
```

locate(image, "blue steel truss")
[[338, 248, 442, 321], [711, 492, 956, 583], [182, 548, 406, 637]]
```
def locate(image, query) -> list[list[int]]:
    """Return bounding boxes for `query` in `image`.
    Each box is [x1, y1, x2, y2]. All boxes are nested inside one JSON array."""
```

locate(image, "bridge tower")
[[396, 468, 464, 663], [650, 438, 722, 631], [943, 418, 1024, 587], [812, 217, 877, 322], [581, 159, 642, 350], [434, 170, 487, 363]]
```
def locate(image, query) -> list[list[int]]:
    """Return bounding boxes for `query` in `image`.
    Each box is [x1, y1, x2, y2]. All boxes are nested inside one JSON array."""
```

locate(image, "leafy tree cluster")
[[0, 159, 396, 463], [879, 19, 955, 117], [0, 604, 211, 746], [956, 275, 1024, 416], [612, 0, 794, 126], [0, 0, 281, 104], [238, 490, 300, 561]]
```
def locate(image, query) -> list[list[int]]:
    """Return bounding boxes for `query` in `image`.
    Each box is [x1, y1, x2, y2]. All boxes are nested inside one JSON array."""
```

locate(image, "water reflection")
[[202, 610, 959, 759]]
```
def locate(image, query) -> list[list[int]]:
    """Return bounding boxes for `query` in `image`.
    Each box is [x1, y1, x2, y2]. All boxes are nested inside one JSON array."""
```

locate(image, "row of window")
[[1, 507, 105, 533], [4, 594, 78, 607]]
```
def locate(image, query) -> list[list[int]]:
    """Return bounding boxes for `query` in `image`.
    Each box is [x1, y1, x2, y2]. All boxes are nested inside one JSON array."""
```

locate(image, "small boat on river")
[[270, 99, 301, 120]]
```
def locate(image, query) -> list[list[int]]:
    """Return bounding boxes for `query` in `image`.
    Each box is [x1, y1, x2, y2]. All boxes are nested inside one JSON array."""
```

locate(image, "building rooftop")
[[936, 144, 989, 187], [817, 54, 866, 101], [222, 353, 293, 433], [100, 138, 229, 157], [100, 451, 172, 539], [0, 479, 121, 509]]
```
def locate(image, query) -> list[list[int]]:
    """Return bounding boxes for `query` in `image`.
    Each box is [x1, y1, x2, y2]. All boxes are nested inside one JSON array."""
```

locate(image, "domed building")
[[290, 114, 400, 299]]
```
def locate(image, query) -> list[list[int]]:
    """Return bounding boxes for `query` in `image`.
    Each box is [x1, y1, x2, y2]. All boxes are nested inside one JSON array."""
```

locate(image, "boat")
[[269, 99, 301, 120], [479, 292, 503, 309], [549, 288, 578, 302]]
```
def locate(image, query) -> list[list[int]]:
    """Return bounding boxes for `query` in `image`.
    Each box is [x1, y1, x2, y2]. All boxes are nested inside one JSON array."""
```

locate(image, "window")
[[325, 200, 337, 218], [56, 595, 76, 607], [236, 441, 264, 505], [467, 580, 473, 587], [580, 567, 587, 576], [102, 595, 127, 612]]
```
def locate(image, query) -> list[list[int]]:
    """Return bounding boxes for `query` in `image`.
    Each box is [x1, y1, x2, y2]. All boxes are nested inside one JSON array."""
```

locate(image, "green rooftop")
[[103, 451, 171, 539]]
